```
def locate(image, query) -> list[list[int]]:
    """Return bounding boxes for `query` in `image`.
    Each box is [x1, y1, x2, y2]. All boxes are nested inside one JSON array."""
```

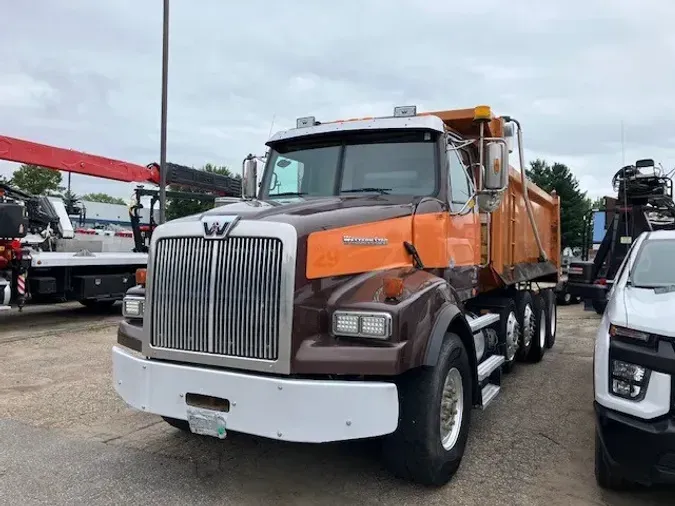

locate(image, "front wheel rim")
[[550, 302, 557, 337], [440, 367, 464, 451]]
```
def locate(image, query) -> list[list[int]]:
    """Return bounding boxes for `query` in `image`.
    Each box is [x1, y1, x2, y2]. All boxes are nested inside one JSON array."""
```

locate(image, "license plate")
[[186, 407, 228, 439]]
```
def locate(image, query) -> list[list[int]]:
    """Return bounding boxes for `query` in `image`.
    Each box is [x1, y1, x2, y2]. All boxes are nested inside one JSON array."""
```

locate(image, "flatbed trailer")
[[0, 248, 148, 311], [113, 105, 561, 486]]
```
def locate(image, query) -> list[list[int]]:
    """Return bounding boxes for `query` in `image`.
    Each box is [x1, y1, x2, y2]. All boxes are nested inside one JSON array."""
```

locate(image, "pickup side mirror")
[[242, 155, 258, 199]]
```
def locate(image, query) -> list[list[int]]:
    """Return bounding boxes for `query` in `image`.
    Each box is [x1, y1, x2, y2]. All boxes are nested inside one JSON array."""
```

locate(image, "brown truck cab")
[[113, 105, 561, 486]]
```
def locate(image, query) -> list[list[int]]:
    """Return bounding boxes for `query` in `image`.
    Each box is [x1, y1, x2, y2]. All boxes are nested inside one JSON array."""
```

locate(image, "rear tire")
[[558, 290, 572, 305], [515, 291, 535, 361], [526, 293, 547, 363], [487, 298, 519, 374], [382, 332, 472, 486], [541, 289, 557, 349]]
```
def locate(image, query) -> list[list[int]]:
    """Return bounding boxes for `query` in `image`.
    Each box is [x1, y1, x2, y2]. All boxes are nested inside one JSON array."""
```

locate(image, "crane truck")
[[0, 135, 241, 311], [567, 159, 675, 314], [113, 105, 561, 486]]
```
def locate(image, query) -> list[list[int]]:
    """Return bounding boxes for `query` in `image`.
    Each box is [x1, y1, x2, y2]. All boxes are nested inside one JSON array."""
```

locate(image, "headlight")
[[609, 324, 650, 342], [122, 296, 144, 319], [610, 359, 650, 400], [332, 311, 392, 339]]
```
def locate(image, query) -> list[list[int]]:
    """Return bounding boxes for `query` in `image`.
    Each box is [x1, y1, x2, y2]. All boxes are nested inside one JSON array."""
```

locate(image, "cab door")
[[445, 144, 481, 298]]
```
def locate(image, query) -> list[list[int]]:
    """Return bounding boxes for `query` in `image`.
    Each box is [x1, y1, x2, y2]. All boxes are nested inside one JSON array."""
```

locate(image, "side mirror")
[[483, 142, 508, 191], [242, 155, 258, 199]]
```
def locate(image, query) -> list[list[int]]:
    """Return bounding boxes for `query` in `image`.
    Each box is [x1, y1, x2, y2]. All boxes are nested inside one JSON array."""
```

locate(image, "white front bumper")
[[112, 345, 400, 443]]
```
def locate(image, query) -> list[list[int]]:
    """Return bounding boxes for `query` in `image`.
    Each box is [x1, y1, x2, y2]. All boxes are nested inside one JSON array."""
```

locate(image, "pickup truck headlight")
[[332, 311, 392, 339], [610, 359, 650, 400], [122, 296, 144, 319]]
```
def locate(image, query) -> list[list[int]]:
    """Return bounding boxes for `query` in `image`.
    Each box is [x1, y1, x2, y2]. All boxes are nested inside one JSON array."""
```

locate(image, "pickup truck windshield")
[[629, 238, 675, 287], [261, 130, 438, 199]]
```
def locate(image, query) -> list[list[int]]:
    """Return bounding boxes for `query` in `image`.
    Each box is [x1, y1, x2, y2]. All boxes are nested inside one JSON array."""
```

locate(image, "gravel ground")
[[0, 303, 673, 505]]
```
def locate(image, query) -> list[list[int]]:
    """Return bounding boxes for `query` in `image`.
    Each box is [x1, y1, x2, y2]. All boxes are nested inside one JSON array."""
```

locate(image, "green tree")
[[589, 196, 605, 210], [526, 159, 591, 249], [81, 192, 127, 205], [62, 190, 81, 213], [11, 164, 62, 195], [166, 163, 236, 220]]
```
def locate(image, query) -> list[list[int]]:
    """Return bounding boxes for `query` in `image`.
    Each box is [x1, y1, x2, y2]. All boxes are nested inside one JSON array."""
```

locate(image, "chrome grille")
[[150, 236, 283, 360]]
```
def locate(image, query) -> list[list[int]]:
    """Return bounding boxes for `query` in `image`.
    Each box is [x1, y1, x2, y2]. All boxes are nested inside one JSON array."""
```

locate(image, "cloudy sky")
[[1, 0, 675, 201]]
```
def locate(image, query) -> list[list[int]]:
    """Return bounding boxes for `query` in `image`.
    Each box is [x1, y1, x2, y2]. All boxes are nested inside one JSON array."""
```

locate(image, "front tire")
[[382, 332, 472, 486]]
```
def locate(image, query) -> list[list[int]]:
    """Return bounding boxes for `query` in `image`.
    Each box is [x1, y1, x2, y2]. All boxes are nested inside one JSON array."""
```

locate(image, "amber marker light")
[[473, 105, 492, 121], [135, 268, 147, 286], [383, 276, 404, 300]]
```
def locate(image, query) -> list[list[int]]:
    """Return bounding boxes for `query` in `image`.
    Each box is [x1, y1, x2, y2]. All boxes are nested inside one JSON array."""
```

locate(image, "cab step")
[[480, 383, 500, 410], [477, 354, 505, 382], [469, 313, 500, 332]]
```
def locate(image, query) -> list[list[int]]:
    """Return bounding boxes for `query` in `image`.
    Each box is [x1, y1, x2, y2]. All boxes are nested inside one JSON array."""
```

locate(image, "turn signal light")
[[135, 268, 147, 286], [383, 276, 404, 299]]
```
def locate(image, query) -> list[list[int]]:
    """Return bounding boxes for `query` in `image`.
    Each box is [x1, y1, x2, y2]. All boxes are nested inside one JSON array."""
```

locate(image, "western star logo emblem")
[[202, 215, 240, 239]]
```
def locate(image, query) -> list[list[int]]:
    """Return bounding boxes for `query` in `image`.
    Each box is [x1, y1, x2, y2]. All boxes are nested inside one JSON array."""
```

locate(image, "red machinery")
[[0, 134, 243, 310], [0, 135, 242, 195]]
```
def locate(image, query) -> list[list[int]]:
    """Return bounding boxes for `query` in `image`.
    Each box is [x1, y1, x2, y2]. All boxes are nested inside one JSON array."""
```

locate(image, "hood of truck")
[[195, 195, 415, 236], [609, 285, 675, 338]]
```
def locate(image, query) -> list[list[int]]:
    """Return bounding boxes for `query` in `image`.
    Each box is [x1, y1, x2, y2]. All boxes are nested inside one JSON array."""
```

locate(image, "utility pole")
[[159, 0, 170, 224]]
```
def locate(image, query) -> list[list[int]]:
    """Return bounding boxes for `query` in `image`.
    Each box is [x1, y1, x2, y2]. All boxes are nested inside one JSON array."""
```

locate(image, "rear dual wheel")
[[542, 288, 557, 349], [525, 292, 547, 363], [515, 291, 536, 362]]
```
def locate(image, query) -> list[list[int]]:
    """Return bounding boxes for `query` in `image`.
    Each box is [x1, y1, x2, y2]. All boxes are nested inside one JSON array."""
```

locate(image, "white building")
[[75, 200, 159, 230]]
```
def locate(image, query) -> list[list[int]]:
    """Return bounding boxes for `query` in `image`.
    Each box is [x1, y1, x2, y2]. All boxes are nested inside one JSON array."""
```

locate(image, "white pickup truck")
[[594, 229, 675, 489]]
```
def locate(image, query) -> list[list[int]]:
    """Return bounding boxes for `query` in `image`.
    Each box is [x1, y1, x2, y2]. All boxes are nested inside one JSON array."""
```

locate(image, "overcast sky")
[[1, 0, 675, 201]]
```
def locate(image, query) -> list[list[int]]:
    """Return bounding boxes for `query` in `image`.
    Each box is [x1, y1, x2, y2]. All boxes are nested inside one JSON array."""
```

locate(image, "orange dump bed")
[[490, 167, 561, 280]]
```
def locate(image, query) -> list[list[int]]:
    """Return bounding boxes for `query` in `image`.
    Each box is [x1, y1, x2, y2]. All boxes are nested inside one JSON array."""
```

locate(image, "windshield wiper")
[[654, 285, 675, 294], [270, 192, 307, 197], [341, 187, 392, 195]]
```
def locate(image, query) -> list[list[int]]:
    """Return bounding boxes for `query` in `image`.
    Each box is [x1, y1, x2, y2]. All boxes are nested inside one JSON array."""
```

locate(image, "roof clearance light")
[[296, 116, 316, 128], [473, 105, 492, 121], [393, 106, 417, 117]]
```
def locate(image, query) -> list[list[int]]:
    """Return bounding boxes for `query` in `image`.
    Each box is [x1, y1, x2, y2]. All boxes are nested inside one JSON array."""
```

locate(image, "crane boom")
[[0, 134, 241, 195]]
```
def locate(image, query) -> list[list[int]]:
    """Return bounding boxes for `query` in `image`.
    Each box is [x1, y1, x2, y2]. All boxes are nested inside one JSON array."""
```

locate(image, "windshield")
[[629, 238, 675, 287], [261, 130, 438, 199]]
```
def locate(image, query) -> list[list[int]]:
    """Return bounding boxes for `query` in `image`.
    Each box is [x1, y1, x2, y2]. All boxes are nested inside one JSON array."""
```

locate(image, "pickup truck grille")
[[149, 236, 283, 360]]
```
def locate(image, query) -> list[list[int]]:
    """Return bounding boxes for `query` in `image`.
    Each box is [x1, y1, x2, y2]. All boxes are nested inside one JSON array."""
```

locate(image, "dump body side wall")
[[489, 167, 560, 282]]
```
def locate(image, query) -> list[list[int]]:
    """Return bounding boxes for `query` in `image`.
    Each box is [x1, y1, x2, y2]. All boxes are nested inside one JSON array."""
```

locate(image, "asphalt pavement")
[[0, 303, 673, 505]]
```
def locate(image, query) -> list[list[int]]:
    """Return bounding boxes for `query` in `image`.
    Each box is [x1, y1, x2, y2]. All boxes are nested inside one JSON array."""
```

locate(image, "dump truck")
[[112, 105, 561, 486]]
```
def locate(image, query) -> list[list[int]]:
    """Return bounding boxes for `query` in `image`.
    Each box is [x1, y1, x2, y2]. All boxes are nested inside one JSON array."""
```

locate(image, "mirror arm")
[[449, 192, 477, 216]]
